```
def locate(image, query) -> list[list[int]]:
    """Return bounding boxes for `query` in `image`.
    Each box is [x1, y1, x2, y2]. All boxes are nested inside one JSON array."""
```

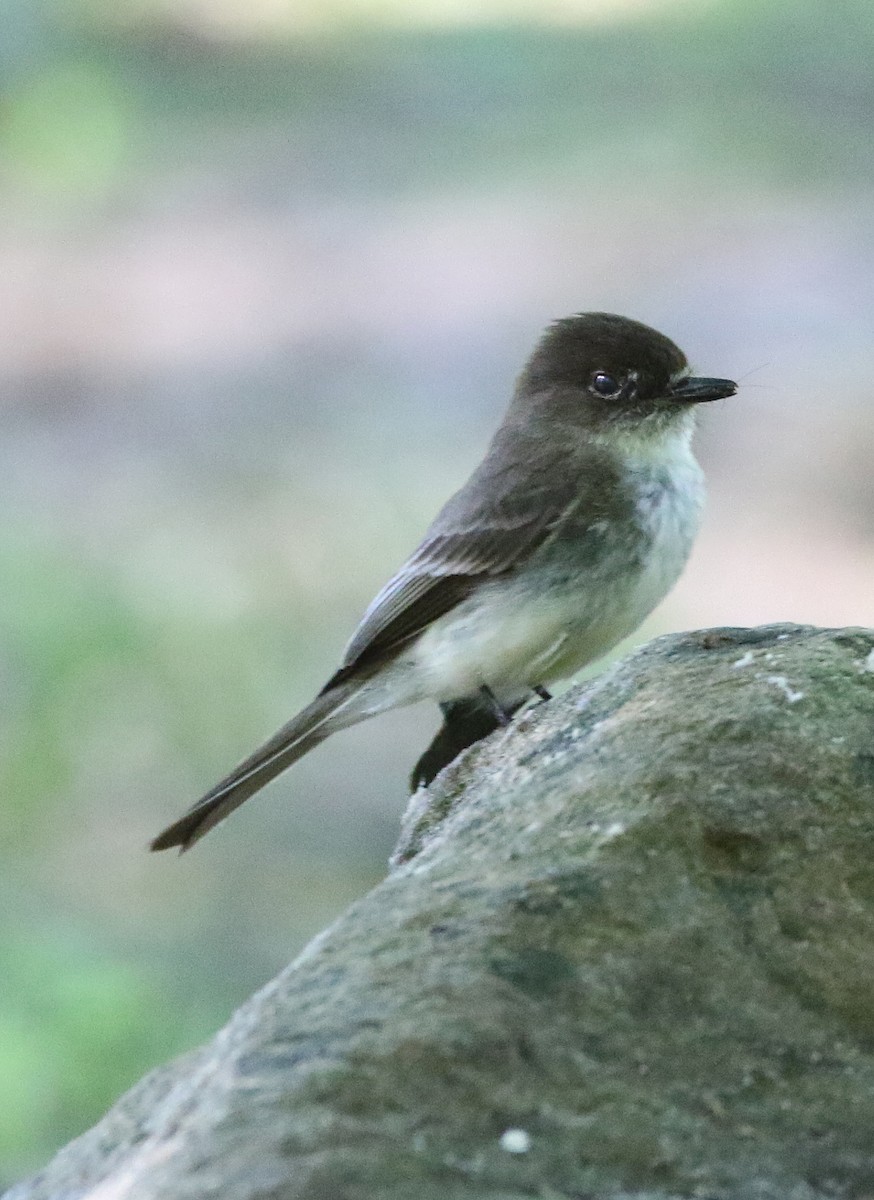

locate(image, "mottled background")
[[2, 0, 873, 1181]]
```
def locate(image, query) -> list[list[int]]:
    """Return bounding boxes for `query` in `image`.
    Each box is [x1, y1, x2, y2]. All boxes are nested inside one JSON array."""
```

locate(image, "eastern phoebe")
[[152, 312, 735, 852]]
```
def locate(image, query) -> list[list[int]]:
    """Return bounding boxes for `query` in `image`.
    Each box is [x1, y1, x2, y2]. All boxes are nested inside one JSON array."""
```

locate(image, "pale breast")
[[625, 446, 704, 630], [412, 431, 705, 703]]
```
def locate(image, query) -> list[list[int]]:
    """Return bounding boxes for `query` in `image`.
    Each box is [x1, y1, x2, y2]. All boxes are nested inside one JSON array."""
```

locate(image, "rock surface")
[[8, 624, 874, 1200]]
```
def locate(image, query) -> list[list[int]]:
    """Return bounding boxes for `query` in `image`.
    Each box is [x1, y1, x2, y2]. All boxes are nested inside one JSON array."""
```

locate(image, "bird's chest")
[[413, 450, 704, 700], [507, 452, 704, 680], [625, 455, 704, 612], [543, 449, 703, 596]]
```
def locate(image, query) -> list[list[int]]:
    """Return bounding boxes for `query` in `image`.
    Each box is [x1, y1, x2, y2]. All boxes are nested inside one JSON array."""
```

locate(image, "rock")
[[9, 624, 874, 1200]]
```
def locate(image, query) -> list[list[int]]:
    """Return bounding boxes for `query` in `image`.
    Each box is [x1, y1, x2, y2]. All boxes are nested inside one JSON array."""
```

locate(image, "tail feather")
[[150, 681, 359, 853]]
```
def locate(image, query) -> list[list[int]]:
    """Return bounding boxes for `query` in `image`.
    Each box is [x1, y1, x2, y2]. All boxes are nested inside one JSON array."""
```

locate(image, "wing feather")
[[320, 425, 612, 689]]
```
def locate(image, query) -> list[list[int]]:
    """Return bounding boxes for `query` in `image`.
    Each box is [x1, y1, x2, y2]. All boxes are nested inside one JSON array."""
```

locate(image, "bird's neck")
[[589, 410, 698, 471]]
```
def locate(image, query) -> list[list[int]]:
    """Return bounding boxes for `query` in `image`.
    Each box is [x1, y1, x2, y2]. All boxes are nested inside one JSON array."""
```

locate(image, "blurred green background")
[[3, 0, 874, 1183]]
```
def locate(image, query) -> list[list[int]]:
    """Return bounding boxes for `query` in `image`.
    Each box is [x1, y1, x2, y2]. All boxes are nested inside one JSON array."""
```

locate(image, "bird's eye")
[[591, 371, 621, 397]]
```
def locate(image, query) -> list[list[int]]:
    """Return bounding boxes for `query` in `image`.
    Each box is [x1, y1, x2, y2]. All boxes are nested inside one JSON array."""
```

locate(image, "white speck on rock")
[[732, 651, 755, 670], [763, 674, 805, 704], [603, 821, 626, 840], [500, 1129, 531, 1154], [863, 649, 874, 673]]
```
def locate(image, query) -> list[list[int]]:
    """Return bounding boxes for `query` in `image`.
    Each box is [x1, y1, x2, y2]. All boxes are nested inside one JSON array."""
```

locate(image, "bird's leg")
[[409, 695, 509, 791], [478, 684, 515, 727], [410, 683, 551, 791]]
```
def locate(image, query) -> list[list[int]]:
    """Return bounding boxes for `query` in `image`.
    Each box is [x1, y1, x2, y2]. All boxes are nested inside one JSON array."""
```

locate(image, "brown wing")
[[321, 425, 591, 691], [339, 515, 561, 671]]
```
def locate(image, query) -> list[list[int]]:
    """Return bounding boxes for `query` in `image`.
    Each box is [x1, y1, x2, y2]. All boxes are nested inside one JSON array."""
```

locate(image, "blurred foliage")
[[1, 512, 395, 1181], [0, 923, 214, 1182], [0, 0, 873, 206], [2, 0, 874, 1185], [2, 62, 130, 199]]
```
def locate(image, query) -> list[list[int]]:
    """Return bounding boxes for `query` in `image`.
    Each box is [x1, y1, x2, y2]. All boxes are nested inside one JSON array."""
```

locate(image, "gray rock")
[[9, 624, 874, 1200]]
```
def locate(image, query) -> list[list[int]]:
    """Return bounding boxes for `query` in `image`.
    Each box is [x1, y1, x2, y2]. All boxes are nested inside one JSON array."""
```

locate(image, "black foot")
[[533, 685, 552, 702]]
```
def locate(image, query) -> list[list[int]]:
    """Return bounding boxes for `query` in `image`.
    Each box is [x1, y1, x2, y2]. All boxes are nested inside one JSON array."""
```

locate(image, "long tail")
[[150, 679, 362, 853]]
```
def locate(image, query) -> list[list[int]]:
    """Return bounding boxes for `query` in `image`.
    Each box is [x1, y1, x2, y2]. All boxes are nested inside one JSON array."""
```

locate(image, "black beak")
[[669, 376, 737, 404]]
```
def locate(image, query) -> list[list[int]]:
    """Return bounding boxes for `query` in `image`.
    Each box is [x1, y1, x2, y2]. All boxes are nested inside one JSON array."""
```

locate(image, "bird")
[[151, 312, 735, 852]]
